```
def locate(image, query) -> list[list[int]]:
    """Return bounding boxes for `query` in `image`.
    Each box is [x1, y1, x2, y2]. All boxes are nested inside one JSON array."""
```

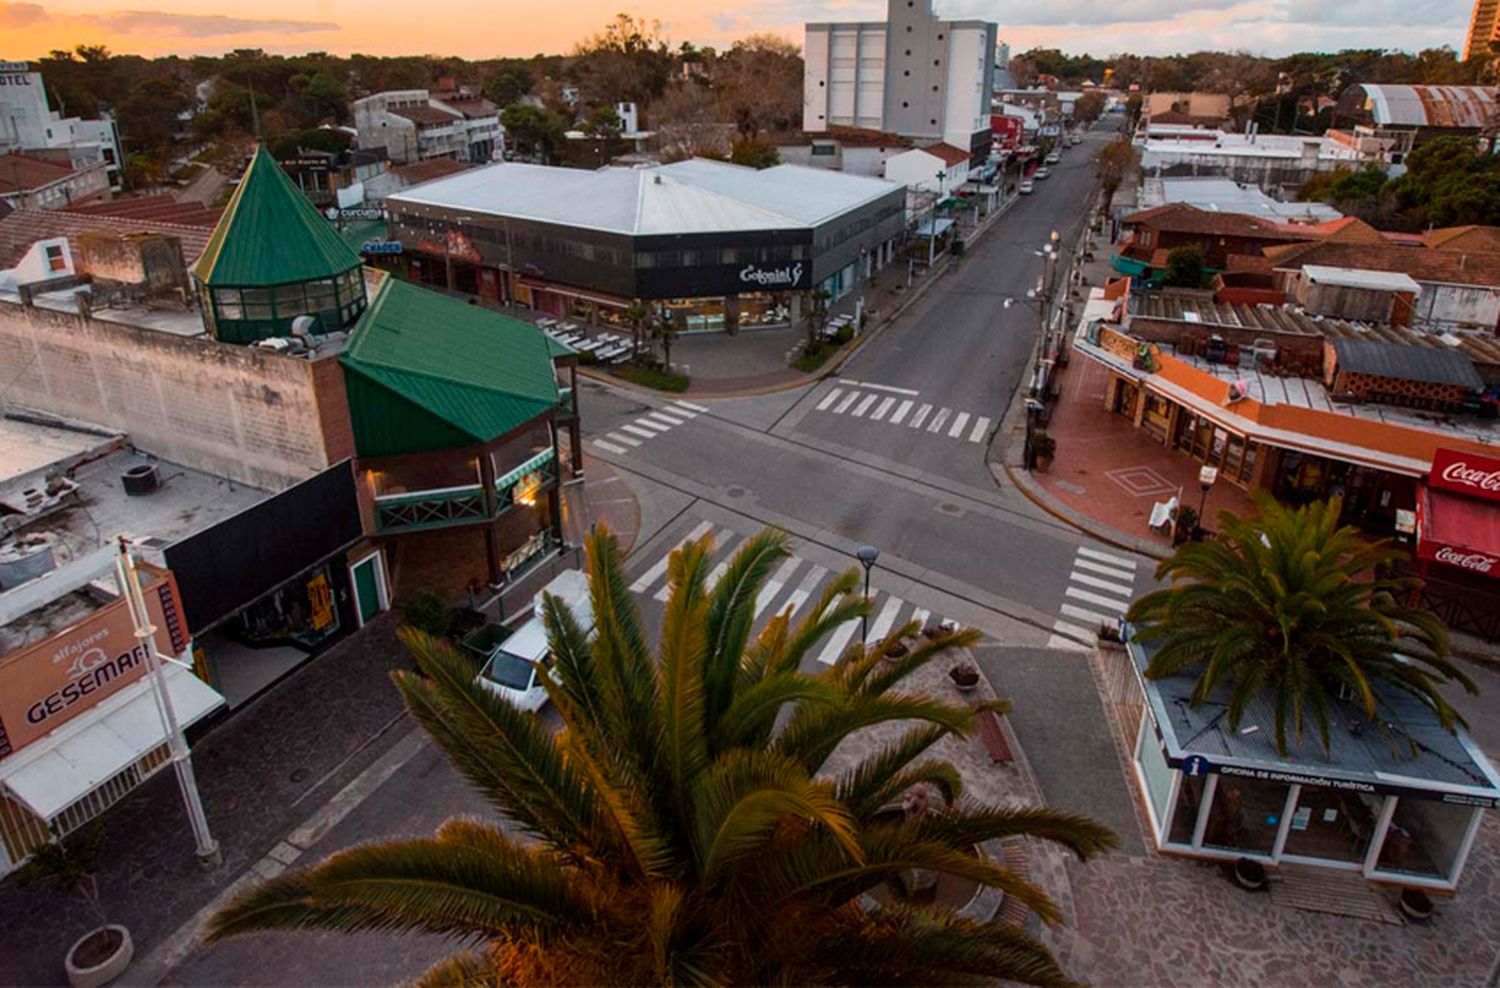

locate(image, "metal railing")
[[374, 448, 558, 534]]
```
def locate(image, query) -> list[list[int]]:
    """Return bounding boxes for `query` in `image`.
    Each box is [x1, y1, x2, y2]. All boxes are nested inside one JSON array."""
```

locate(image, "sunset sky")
[[0, 0, 1476, 61]]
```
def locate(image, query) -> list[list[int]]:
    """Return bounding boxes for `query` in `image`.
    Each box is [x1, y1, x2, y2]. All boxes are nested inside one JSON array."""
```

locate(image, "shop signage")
[[361, 240, 404, 255], [739, 262, 805, 288], [335, 207, 384, 220], [0, 570, 188, 755], [0, 62, 30, 73], [1429, 448, 1500, 503], [1167, 753, 1498, 807], [1419, 541, 1499, 576]]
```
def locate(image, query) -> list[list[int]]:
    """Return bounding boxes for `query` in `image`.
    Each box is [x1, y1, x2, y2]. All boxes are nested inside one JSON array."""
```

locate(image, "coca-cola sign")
[[1430, 448, 1500, 504], [1433, 546, 1497, 574]]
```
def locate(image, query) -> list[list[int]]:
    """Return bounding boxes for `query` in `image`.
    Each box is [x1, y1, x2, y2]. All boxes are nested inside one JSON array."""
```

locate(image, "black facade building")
[[385, 158, 907, 332]]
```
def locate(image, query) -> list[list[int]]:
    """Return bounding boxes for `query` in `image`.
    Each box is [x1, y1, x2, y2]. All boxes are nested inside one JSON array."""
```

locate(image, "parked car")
[[1045, 151, 1061, 164], [1069, 134, 1084, 146], [1019, 179, 1035, 195], [469, 568, 593, 711], [1034, 166, 1051, 180]]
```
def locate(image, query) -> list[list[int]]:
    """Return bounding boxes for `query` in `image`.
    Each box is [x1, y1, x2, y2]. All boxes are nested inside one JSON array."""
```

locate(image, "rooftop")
[[775, 126, 913, 149], [1301, 264, 1422, 293], [1124, 202, 1297, 239], [0, 208, 215, 271], [387, 157, 901, 236], [390, 105, 461, 126], [390, 158, 470, 185], [1266, 240, 1500, 287], [0, 154, 77, 195], [1129, 635, 1500, 802], [1354, 84, 1500, 129], [1137, 131, 1361, 163], [1139, 178, 1344, 224]]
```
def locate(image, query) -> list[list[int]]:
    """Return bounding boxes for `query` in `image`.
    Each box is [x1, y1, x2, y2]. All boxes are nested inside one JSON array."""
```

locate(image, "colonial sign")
[[0, 568, 188, 755], [738, 262, 806, 289], [1429, 448, 1500, 504]]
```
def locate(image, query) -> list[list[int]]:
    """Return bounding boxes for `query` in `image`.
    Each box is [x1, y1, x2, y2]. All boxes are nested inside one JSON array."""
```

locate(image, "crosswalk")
[[814, 383, 991, 444], [1047, 545, 1141, 653], [592, 400, 709, 455], [628, 522, 945, 666]]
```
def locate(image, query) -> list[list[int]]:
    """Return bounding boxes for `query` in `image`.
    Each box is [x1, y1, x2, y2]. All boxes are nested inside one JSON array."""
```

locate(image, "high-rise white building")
[[0, 61, 122, 191], [803, 0, 997, 164]]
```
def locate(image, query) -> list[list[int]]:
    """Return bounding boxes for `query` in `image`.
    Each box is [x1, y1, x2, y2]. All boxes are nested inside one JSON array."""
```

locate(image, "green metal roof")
[[340, 276, 563, 457], [335, 218, 389, 255], [193, 145, 362, 287]]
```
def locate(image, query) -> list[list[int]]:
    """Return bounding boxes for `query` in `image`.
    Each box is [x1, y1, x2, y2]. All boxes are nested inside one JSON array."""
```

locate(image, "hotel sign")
[[0, 63, 33, 86], [0, 569, 188, 756]]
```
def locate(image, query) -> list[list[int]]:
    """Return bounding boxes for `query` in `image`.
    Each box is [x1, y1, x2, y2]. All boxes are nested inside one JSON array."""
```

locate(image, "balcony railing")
[[374, 447, 558, 534]]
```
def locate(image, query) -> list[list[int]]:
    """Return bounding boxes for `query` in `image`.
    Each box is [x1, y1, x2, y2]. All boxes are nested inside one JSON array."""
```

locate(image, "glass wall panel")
[[1374, 799, 1478, 882], [1202, 776, 1290, 856], [1168, 774, 1206, 846], [1134, 720, 1175, 835], [1280, 789, 1383, 865]]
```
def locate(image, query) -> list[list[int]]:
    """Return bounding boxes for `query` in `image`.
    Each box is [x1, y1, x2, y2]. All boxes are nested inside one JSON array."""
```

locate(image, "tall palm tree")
[[1127, 492, 1476, 757], [209, 527, 1115, 986]]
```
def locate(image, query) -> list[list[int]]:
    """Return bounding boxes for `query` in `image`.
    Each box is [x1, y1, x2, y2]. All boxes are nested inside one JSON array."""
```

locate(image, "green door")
[[352, 556, 383, 625]]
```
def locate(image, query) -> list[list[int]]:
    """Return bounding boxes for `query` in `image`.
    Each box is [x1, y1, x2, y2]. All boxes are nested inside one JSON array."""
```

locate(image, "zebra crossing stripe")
[[629, 418, 669, 433], [1074, 557, 1135, 582], [910, 403, 933, 429], [630, 520, 713, 592], [839, 379, 919, 396], [674, 401, 710, 413], [1047, 635, 1091, 653], [947, 411, 970, 439], [1077, 546, 1137, 569], [816, 617, 862, 665], [1052, 618, 1095, 645], [969, 416, 991, 443], [851, 393, 878, 417], [1060, 602, 1116, 627], [1065, 586, 1131, 612], [779, 564, 827, 622], [657, 527, 735, 601], [927, 407, 952, 433], [834, 391, 860, 414], [911, 608, 930, 630], [871, 396, 896, 421], [606, 432, 641, 446], [755, 557, 802, 618], [646, 412, 686, 427], [621, 424, 658, 439], [817, 388, 844, 411], [890, 399, 914, 424], [867, 595, 904, 643], [1070, 571, 1134, 597], [593, 439, 627, 455]]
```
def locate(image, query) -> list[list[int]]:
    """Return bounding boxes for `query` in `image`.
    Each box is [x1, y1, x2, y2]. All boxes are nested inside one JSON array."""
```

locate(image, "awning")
[[915, 218, 956, 238], [977, 184, 1000, 194], [1417, 485, 1500, 578], [0, 665, 225, 821], [517, 277, 629, 309]]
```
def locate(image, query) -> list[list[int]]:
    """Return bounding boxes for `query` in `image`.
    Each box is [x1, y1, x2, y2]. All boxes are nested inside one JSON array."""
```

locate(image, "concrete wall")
[[1294, 279, 1396, 324], [1417, 282, 1500, 331], [0, 298, 353, 490]]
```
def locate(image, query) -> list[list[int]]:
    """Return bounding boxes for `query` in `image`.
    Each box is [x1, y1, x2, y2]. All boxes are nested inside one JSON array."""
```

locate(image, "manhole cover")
[[290, 768, 310, 783], [726, 485, 748, 498], [937, 502, 963, 516]]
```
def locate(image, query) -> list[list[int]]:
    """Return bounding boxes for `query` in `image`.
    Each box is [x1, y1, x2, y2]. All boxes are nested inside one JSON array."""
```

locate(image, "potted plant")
[[1032, 431, 1057, 472], [1097, 622, 1125, 650], [948, 661, 980, 692], [18, 823, 133, 987], [1231, 856, 1268, 892], [1398, 888, 1434, 922]]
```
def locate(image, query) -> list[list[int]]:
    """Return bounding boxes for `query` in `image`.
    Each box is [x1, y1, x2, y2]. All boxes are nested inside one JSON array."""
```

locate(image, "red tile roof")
[[1124, 203, 1295, 239], [926, 143, 973, 167], [391, 105, 459, 126], [1423, 225, 1500, 252], [0, 208, 214, 271], [0, 153, 76, 194], [62, 197, 222, 228], [391, 159, 470, 184], [440, 98, 498, 119], [1265, 240, 1500, 287]]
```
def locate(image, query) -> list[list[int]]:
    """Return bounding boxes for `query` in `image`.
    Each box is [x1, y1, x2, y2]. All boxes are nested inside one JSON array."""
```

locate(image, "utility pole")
[[116, 540, 221, 870]]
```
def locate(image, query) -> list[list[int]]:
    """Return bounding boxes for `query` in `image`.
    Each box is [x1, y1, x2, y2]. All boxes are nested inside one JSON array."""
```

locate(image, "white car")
[[1019, 179, 1035, 195], [1034, 166, 1051, 180], [1045, 151, 1061, 165], [472, 569, 593, 711]]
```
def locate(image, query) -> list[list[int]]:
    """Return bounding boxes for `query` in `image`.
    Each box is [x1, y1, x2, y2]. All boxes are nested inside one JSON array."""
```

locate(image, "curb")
[[999, 458, 1169, 562]]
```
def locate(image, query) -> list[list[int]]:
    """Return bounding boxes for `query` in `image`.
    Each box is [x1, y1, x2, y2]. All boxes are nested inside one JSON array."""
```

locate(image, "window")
[[811, 144, 836, 156], [1372, 799, 1479, 883], [44, 245, 66, 272]]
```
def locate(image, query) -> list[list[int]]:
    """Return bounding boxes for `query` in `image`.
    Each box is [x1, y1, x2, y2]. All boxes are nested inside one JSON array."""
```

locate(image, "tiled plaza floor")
[[1035, 356, 1256, 547]]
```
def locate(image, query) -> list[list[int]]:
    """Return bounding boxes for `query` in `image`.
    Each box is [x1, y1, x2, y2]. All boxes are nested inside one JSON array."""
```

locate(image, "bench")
[[975, 708, 1014, 765]]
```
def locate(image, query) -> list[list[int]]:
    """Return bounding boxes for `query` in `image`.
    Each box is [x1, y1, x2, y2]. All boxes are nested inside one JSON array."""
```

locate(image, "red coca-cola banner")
[[1416, 538, 1500, 577], [1429, 448, 1500, 504]]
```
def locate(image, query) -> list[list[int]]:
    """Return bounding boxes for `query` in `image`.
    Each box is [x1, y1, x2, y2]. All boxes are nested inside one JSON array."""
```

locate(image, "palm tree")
[[209, 526, 1114, 986], [1127, 492, 1476, 757]]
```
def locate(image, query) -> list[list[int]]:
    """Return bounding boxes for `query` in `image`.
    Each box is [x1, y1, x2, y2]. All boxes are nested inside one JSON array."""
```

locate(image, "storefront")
[[385, 158, 907, 333], [1416, 448, 1500, 578], [1125, 633, 1500, 891], [0, 556, 225, 874]]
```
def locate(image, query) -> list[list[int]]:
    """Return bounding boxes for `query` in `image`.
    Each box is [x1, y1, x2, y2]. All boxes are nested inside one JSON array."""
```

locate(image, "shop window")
[[1373, 799, 1478, 882], [1203, 776, 1290, 857], [1134, 717, 1175, 834], [1281, 789, 1383, 865]]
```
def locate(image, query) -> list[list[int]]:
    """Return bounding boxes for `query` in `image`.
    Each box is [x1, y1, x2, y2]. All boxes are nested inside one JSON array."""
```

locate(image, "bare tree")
[[650, 81, 732, 161], [715, 34, 804, 136], [1095, 138, 1139, 214]]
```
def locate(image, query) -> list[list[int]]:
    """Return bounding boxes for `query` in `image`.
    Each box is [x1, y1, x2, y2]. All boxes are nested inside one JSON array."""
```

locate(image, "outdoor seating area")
[[535, 317, 633, 364]]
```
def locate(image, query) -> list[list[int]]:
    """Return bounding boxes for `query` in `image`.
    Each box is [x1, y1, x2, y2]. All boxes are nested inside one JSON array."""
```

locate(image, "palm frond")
[[702, 530, 790, 721], [775, 693, 975, 774]]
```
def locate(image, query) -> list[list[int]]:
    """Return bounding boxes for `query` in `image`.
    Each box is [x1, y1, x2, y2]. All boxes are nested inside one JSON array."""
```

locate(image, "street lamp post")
[[856, 545, 879, 644], [1196, 465, 1219, 541]]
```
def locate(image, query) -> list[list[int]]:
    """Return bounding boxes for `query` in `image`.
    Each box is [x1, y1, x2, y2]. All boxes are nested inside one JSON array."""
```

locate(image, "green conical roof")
[[193, 145, 361, 287]]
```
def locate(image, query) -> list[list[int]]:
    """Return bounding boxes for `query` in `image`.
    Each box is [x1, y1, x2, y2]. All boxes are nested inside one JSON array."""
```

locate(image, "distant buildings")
[[1135, 125, 1362, 191], [353, 87, 502, 166], [0, 61, 122, 192], [802, 0, 997, 166], [1464, 0, 1500, 60], [1330, 84, 1500, 163], [0, 153, 110, 212]]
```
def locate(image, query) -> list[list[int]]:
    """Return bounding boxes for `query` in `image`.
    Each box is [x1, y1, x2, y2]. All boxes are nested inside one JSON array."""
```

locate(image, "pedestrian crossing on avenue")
[[814, 382, 991, 445], [1046, 545, 1141, 653], [591, 400, 709, 455], [628, 521, 946, 666]]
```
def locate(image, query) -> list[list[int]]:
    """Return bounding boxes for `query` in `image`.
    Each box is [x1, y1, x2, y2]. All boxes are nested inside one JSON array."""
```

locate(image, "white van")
[[470, 569, 593, 711]]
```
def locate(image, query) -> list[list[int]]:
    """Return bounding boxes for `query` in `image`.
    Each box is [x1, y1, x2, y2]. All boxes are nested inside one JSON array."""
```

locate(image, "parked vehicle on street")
[[1069, 134, 1083, 146], [1034, 167, 1051, 180], [468, 569, 593, 711], [1019, 179, 1035, 194], [1045, 151, 1061, 164]]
